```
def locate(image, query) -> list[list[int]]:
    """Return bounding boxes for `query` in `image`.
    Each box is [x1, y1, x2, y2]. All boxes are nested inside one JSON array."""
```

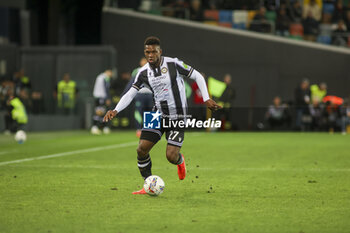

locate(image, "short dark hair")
[[144, 36, 161, 46]]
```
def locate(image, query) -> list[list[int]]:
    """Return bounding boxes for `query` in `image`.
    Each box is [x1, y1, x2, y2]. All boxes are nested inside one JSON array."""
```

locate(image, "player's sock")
[[137, 154, 152, 179], [176, 153, 183, 165], [167, 153, 183, 165]]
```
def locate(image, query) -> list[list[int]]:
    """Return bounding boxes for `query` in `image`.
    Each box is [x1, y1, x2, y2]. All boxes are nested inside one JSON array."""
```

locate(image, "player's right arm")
[[103, 70, 145, 122], [103, 87, 138, 122]]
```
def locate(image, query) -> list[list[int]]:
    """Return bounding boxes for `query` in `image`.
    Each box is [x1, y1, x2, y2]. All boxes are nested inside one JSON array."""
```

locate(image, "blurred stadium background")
[[0, 0, 350, 132], [1, 1, 350, 232]]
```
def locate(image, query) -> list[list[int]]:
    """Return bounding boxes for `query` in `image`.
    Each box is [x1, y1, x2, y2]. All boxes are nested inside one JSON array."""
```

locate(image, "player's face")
[[144, 45, 162, 66]]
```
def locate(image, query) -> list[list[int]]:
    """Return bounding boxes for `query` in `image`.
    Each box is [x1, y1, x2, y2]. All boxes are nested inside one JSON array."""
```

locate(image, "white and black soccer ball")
[[14, 130, 27, 144], [143, 175, 165, 196]]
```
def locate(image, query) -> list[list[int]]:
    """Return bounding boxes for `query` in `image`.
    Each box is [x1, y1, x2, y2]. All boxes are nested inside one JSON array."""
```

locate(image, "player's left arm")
[[189, 69, 222, 111], [175, 59, 222, 111]]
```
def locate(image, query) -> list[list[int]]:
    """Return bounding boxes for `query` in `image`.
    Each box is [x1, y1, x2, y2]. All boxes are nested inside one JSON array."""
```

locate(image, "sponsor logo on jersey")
[[182, 62, 189, 69], [161, 67, 168, 74]]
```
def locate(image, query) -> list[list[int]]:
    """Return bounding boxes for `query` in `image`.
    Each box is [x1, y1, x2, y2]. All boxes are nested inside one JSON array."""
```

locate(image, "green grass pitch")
[[0, 131, 349, 233]]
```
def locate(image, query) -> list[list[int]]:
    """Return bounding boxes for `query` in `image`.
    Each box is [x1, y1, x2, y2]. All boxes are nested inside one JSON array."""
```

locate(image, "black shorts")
[[94, 98, 107, 116], [140, 128, 185, 147]]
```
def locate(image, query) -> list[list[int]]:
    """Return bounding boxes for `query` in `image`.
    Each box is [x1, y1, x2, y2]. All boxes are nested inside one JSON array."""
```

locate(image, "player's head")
[[104, 69, 112, 78], [223, 74, 231, 85], [144, 36, 162, 66], [301, 78, 309, 89], [63, 73, 70, 82], [273, 96, 281, 106], [319, 82, 327, 90]]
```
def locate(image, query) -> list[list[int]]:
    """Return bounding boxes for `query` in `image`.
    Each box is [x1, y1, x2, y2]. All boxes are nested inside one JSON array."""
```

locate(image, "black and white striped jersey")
[[114, 56, 209, 120], [133, 56, 194, 119]]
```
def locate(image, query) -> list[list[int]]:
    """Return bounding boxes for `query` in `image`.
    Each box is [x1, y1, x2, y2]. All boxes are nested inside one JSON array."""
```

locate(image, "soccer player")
[[121, 57, 153, 138], [4, 88, 28, 133], [91, 69, 113, 135], [103, 36, 221, 194]]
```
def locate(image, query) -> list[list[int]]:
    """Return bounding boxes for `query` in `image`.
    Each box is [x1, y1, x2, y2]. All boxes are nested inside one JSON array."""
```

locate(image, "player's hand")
[[103, 110, 117, 122], [205, 99, 222, 111]]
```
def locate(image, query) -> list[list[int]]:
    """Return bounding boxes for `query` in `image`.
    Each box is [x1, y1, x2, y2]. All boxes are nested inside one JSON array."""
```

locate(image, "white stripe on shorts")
[[167, 139, 183, 147], [142, 128, 163, 138]]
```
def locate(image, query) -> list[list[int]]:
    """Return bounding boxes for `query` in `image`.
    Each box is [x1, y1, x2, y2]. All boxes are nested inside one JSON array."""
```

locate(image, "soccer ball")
[[15, 130, 27, 144], [143, 175, 165, 196]]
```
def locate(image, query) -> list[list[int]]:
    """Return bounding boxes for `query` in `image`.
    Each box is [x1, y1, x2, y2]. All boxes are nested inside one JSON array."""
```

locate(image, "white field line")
[[0, 141, 137, 166], [0, 151, 10, 155]]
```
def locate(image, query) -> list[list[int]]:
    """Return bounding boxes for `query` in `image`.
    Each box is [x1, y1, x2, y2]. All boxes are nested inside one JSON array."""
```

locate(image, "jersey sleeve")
[[188, 69, 210, 102], [114, 87, 138, 113], [132, 69, 147, 91], [175, 58, 194, 78]]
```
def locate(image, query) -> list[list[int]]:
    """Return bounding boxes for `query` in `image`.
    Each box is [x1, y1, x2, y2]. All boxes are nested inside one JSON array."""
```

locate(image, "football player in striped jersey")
[[104, 36, 221, 194]]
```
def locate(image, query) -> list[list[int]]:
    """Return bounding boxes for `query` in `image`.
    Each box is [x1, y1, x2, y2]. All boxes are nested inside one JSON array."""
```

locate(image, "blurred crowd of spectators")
[[262, 79, 350, 134], [1, 68, 349, 133], [0, 70, 80, 116], [0, 69, 45, 115], [114, 0, 350, 47]]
